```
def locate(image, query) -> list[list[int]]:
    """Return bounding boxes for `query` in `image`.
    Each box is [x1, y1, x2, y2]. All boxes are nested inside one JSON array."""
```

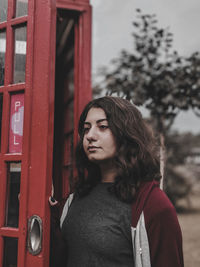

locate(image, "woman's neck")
[[99, 161, 117, 183]]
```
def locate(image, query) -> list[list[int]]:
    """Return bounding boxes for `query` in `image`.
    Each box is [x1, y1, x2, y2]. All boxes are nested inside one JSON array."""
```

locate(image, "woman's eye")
[[99, 125, 108, 130], [83, 128, 90, 133]]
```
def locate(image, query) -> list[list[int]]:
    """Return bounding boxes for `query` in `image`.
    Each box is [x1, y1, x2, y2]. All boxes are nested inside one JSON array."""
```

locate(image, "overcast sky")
[[90, 0, 200, 134]]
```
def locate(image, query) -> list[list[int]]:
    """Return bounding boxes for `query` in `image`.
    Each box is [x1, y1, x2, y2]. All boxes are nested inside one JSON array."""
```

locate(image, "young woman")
[[50, 96, 184, 267]]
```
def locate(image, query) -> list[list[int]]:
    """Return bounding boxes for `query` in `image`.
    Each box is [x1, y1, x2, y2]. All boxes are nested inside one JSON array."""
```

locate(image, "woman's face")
[[83, 107, 117, 164]]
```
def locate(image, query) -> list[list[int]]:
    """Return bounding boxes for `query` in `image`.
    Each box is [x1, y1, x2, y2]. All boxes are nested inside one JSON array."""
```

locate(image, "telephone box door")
[[0, 0, 92, 267]]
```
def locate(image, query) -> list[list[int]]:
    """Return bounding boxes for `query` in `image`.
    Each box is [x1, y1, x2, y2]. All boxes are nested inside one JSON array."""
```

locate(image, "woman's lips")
[[88, 146, 100, 151]]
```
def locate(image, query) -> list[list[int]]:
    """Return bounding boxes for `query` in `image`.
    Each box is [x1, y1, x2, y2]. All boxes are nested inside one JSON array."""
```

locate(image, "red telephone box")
[[0, 0, 92, 266]]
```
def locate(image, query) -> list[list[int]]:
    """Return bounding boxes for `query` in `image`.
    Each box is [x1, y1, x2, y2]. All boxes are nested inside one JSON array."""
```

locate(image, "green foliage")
[[96, 9, 200, 133]]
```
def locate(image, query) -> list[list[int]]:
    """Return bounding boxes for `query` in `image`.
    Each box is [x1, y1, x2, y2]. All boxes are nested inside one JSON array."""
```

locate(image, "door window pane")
[[9, 93, 24, 153], [5, 162, 21, 228], [13, 26, 27, 84], [16, 0, 28, 18], [3, 237, 18, 267], [0, 94, 3, 150], [0, 31, 6, 86], [0, 0, 8, 22]]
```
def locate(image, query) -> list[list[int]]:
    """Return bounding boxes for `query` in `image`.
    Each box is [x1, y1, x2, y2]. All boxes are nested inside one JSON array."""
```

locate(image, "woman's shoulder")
[[131, 181, 174, 227], [143, 185, 178, 225], [136, 180, 174, 211], [148, 186, 174, 209]]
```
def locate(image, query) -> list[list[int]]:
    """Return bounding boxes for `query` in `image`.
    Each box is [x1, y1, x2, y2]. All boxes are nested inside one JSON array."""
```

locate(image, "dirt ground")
[[177, 194, 200, 267]]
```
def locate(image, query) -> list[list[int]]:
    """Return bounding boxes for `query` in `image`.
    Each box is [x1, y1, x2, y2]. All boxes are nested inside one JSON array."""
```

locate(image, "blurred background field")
[[178, 193, 200, 267], [174, 164, 200, 267], [166, 148, 200, 267]]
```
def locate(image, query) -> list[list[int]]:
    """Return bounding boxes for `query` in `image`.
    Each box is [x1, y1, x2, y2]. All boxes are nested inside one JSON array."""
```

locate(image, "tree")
[[95, 9, 200, 186], [164, 132, 200, 208]]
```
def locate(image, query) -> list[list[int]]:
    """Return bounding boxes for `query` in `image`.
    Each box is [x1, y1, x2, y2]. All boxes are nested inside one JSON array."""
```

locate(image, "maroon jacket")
[[131, 181, 184, 266]]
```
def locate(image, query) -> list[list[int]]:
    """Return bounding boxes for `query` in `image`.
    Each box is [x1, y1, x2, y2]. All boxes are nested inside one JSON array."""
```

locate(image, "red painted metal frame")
[[24, 0, 57, 265], [0, 0, 92, 266], [0, 0, 35, 266]]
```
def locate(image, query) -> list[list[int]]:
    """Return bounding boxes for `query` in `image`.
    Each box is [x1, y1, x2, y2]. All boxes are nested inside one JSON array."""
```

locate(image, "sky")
[[90, 0, 200, 134]]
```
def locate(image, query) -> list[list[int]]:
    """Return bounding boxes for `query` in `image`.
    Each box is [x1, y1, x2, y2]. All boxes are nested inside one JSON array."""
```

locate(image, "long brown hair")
[[75, 96, 161, 203]]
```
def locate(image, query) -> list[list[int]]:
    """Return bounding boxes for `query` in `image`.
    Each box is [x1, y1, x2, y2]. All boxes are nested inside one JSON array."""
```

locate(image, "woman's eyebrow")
[[84, 118, 107, 125], [96, 118, 108, 123]]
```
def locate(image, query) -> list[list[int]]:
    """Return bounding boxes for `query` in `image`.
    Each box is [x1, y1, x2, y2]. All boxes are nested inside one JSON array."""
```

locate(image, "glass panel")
[[53, 12, 75, 199], [0, 31, 6, 86], [63, 135, 73, 167], [66, 67, 74, 99], [13, 26, 27, 84], [0, 94, 3, 150], [5, 162, 21, 228], [16, 0, 28, 17], [0, 0, 8, 22], [3, 237, 18, 267], [9, 93, 24, 153], [63, 99, 74, 133]]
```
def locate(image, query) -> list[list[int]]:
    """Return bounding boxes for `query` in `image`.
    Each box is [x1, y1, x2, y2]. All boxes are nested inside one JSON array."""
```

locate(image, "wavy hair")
[[75, 96, 161, 203]]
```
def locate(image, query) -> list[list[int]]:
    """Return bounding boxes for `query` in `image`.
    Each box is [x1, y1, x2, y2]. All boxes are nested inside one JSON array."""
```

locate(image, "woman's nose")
[[86, 127, 97, 141]]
